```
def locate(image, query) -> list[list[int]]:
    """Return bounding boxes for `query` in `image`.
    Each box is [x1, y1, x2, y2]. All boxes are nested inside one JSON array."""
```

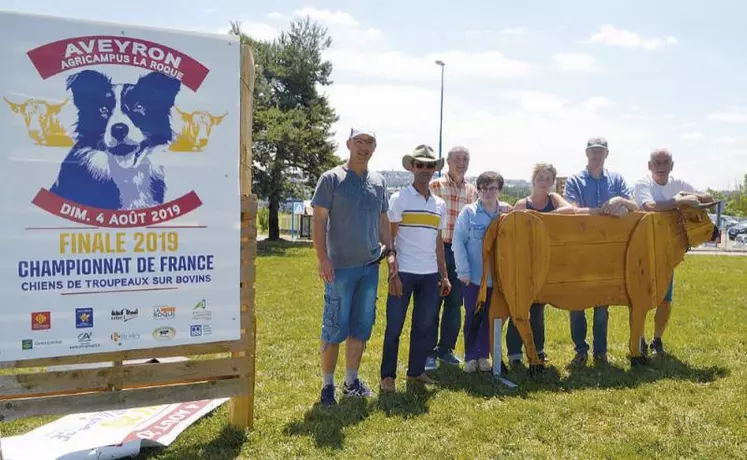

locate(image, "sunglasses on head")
[[414, 162, 435, 169]]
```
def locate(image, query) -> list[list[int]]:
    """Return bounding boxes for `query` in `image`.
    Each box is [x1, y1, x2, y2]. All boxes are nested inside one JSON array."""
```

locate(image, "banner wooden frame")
[[0, 45, 258, 433]]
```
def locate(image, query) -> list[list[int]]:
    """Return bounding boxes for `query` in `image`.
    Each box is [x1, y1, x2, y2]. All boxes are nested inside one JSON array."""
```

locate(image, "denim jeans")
[[381, 272, 440, 379], [462, 283, 491, 362], [505, 303, 546, 360], [320, 263, 380, 344], [427, 244, 462, 357], [569, 306, 609, 356]]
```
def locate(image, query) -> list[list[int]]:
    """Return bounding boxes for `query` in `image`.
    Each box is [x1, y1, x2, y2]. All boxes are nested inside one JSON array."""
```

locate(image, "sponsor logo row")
[[29, 299, 211, 331], [22, 299, 213, 351]]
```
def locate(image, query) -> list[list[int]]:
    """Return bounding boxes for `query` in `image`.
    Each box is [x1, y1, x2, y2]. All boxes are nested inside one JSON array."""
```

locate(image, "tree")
[[231, 17, 342, 240], [724, 173, 747, 217], [707, 173, 747, 217]]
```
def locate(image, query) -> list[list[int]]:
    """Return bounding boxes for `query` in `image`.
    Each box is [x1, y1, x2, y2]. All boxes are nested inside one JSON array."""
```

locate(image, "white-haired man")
[[633, 148, 712, 355], [426, 145, 478, 369]]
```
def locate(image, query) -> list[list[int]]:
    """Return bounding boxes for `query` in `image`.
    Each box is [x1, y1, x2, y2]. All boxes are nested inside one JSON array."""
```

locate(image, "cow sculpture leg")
[[494, 211, 552, 377], [625, 213, 666, 366], [628, 305, 649, 366]]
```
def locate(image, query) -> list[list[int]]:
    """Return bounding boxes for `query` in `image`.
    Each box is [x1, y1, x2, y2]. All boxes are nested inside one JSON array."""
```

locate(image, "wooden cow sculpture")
[[475, 206, 719, 371]]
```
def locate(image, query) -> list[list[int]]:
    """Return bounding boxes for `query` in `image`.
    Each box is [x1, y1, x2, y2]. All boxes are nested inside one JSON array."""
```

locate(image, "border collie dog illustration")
[[49, 70, 182, 210]]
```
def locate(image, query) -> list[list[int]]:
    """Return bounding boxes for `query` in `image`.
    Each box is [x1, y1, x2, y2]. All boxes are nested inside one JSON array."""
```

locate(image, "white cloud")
[[581, 96, 612, 112], [715, 136, 737, 144], [509, 91, 568, 113], [294, 7, 359, 27], [325, 83, 663, 185], [267, 12, 287, 20], [708, 111, 747, 123], [682, 131, 706, 140], [553, 52, 598, 72], [326, 49, 532, 82], [216, 22, 278, 41], [501, 27, 526, 35], [587, 25, 677, 50]]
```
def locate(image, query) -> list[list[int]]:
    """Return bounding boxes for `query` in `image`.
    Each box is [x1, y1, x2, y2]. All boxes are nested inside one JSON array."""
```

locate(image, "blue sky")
[[2, 0, 746, 190]]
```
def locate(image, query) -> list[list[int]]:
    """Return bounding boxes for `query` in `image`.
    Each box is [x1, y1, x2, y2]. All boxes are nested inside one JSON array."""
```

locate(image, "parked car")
[[710, 214, 740, 229], [727, 221, 747, 240], [735, 234, 747, 246]]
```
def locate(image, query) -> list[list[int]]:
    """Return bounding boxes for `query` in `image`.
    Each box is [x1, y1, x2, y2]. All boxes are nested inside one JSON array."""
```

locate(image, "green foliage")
[[231, 17, 342, 240], [501, 185, 531, 205], [257, 206, 269, 232], [709, 173, 747, 217]]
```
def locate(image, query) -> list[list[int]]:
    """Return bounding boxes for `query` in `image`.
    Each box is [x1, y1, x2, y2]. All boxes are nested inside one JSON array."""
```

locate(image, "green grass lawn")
[[3, 243, 747, 459]]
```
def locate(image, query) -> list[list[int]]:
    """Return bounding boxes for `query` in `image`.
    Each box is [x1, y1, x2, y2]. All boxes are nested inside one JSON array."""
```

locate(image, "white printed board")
[[0, 11, 242, 361]]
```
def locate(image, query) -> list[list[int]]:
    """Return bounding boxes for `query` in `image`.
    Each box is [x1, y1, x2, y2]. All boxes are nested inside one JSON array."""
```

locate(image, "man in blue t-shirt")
[[310, 128, 397, 406], [563, 136, 639, 367]]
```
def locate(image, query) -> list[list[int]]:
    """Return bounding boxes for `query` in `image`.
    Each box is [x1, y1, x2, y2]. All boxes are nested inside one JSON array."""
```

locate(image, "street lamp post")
[[435, 60, 445, 178]]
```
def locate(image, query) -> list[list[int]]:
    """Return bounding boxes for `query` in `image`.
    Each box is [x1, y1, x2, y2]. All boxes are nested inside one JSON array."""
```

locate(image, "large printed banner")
[[2, 397, 228, 460], [0, 11, 241, 361]]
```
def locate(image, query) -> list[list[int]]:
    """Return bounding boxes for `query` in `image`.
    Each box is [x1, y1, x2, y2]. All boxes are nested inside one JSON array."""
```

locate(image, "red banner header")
[[31, 189, 203, 228], [27, 35, 209, 91]]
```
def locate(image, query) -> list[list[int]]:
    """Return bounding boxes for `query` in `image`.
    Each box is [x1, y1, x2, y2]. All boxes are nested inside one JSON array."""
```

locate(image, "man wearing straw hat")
[[380, 145, 450, 392], [311, 128, 396, 407]]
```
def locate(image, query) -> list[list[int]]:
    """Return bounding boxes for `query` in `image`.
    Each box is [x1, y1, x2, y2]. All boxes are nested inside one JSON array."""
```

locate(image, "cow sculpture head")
[[666, 204, 720, 252]]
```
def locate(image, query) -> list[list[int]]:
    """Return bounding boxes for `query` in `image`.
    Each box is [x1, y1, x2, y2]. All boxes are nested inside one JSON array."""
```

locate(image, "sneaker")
[[424, 356, 438, 371], [650, 338, 664, 355], [464, 360, 478, 373], [477, 358, 492, 372], [438, 349, 463, 366], [320, 384, 337, 406], [342, 378, 375, 398], [566, 352, 588, 369], [640, 338, 649, 357], [593, 353, 608, 364], [380, 377, 396, 393]]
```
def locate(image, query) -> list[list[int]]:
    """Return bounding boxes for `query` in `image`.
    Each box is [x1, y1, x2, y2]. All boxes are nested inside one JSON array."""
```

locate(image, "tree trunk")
[[268, 196, 281, 241]]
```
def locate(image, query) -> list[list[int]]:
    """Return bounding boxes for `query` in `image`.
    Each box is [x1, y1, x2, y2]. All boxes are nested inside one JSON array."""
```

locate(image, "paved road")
[[688, 249, 747, 257]]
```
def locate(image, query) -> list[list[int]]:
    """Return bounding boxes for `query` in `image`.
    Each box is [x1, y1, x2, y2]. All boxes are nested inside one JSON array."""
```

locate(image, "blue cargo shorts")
[[321, 263, 380, 344], [664, 275, 674, 303]]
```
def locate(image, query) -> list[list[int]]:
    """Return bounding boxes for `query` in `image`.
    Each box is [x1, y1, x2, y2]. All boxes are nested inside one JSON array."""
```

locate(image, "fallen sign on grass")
[[2, 397, 226, 460]]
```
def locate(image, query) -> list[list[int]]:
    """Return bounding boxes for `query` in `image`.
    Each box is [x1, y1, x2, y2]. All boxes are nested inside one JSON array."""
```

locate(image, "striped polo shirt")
[[388, 185, 447, 275]]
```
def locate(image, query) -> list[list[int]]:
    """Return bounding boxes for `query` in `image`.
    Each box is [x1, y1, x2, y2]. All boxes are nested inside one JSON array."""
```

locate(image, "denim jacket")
[[452, 200, 501, 288]]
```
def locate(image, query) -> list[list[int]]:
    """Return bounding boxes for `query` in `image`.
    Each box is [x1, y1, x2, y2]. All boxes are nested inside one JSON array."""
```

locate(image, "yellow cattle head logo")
[[3, 97, 74, 147], [170, 106, 227, 152]]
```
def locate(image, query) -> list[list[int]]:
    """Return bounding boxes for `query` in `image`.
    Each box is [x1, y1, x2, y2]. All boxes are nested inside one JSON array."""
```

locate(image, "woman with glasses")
[[452, 171, 512, 373], [504, 162, 576, 367]]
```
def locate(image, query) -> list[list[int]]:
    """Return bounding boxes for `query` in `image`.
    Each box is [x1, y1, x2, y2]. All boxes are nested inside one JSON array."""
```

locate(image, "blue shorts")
[[664, 276, 674, 303], [321, 263, 380, 344]]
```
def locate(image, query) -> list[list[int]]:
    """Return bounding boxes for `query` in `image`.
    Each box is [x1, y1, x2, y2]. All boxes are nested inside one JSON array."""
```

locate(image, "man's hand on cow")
[[675, 193, 701, 207], [458, 275, 471, 286], [317, 256, 334, 284], [389, 274, 403, 297], [600, 197, 626, 216], [499, 204, 514, 213]]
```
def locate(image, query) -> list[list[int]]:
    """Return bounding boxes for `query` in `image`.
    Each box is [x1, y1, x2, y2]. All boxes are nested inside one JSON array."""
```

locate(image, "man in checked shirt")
[[426, 146, 479, 369]]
